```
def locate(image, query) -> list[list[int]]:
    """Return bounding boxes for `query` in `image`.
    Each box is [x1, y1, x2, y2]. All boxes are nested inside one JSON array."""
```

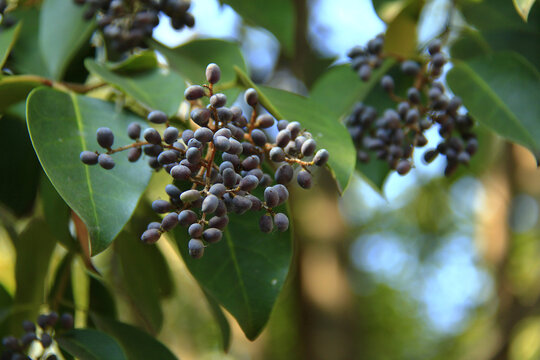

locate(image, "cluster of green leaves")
[[0, 0, 357, 357]]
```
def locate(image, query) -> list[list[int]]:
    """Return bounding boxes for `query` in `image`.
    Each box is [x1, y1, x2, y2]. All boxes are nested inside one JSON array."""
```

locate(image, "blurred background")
[[2, 0, 540, 359]]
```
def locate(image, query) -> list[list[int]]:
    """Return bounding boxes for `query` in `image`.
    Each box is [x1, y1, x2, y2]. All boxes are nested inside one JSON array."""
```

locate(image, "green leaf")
[[85, 58, 185, 116], [9, 8, 50, 77], [513, 0, 537, 21], [460, 0, 537, 31], [260, 86, 356, 193], [88, 275, 117, 321], [13, 219, 57, 324], [39, 174, 76, 251], [310, 61, 396, 120], [48, 253, 75, 316], [382, 1, 423, 58], [26, 87, 152, 254], [0, 113, 40, 216], [357, 160, 391, 192], [173, 207, 293, 340], [220, 0, 294, 55], [113, 228, 172, 333], [482, 30, 540, 69], [0, 283, 12, 327], [371, 0, 408, 22], [450, 29, 491, 61], [203, 290, 231, 352], [39, 0, 96, 80], [108, 51, 159, 73], [0, 283, 11, 309], [0, 75, 46, 112], [151, 39, 247, 85], [0, 23, 21, 68], [312, 60, 423, 191], [447, 52, 540, 164], [57, 328, 127, 360], [92, 316, 178, 360]]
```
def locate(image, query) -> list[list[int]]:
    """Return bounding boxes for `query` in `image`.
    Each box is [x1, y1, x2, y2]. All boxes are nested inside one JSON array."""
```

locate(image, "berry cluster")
[[73, 0, 194, 53], [346, 37, 477, 176], [80, 63, 329, 258], [1, 312, 74, 360]]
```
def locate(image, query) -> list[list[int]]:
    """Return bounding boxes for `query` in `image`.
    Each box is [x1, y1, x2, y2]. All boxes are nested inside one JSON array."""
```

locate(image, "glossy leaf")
[[447, 52, 540, 164], [310, 61, 395, 120], [39, 0, 96, 80], [9, 8, 50, 77], [0, 114, 40, 216], [85, 59, 185, 116], [0, 23, 21, 68], [220, 0, 294, 55], [26, 87, 152, 254], [173, 206, 293, 340], [109, 50, 159, 73], [13, 219, 57, 326], [113, 228, 172, 333], [513, 0, 537, 21], [151, 39, 247, 85], [203, 289, 231, 352], [0, 75, 46, 112], [57, 328, 127, 360], [92, 316, 178, 360]]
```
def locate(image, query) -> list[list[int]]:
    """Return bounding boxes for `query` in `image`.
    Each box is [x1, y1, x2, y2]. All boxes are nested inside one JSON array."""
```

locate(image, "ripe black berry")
[[96, 127, 114, 149], [98, 154, 115, 169], [147, 110, 168, 124], [80, 151, 98, 165], [206, 63, 221, 84]]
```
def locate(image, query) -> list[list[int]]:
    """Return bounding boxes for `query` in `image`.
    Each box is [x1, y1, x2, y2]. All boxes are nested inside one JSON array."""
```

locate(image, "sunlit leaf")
[[13, 219, 57, 329], [26, 87, 152, 254], [0, 23, 21, 68], [383, 2, 423, 58], [151, 39, 247, 85], [0, 75, 47, 112], [513, 0, 537, 21], [310, 61, 395, 120], [85, 59, 185, 116], [109, 50, 159, 73]]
